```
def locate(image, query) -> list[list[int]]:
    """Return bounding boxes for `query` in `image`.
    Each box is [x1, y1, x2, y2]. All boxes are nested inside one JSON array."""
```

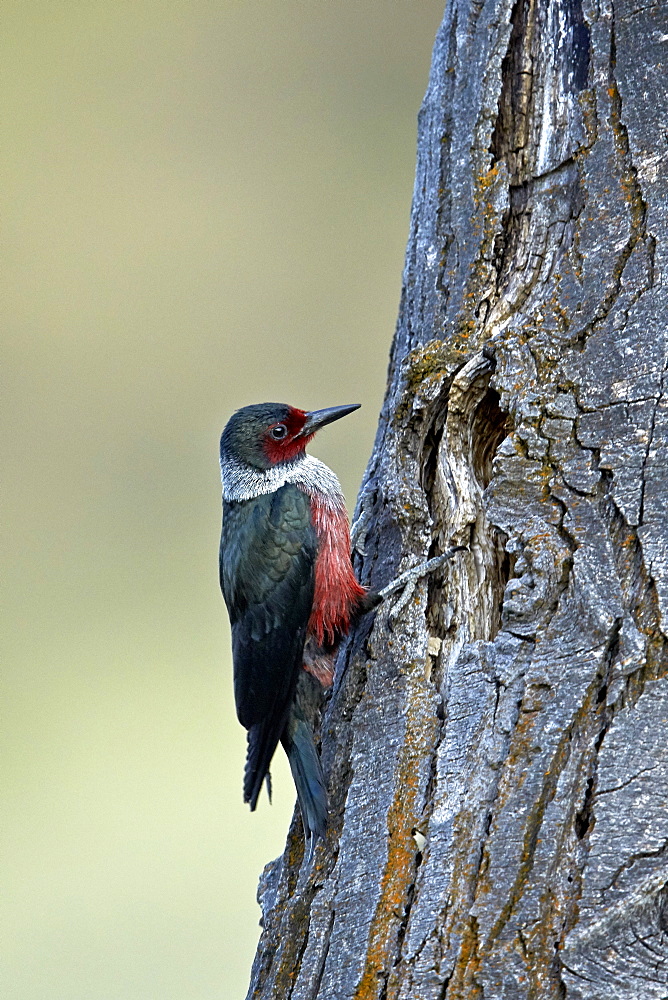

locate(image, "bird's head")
[[220, 402, 360, 470]]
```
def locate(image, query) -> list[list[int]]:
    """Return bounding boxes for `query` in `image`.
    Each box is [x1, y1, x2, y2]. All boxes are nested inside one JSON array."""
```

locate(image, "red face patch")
[[263, 407, 314, 464]]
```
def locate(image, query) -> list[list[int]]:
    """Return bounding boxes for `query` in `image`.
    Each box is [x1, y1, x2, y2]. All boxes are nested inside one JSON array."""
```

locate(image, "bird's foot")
[[378, 546, 467, 620]]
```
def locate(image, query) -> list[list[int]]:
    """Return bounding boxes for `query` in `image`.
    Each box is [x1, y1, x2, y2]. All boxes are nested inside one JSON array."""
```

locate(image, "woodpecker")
[[219, 402, 380, 855]]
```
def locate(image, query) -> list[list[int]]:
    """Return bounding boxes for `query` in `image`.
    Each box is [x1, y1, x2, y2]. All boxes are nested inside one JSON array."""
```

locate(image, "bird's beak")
[[298, 403, 361, 437]]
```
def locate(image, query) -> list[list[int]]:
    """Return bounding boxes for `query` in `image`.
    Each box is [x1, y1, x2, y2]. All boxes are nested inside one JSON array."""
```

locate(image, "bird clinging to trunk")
[[218, 402, 380, 856]]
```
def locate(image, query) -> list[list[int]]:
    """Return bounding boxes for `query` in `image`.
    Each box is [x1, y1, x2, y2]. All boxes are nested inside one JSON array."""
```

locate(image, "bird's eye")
[[270, 424, 288, 440]]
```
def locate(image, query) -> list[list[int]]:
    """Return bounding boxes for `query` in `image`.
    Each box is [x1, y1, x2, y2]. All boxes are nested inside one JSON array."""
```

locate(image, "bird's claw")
[[379, 546, 467, 620]]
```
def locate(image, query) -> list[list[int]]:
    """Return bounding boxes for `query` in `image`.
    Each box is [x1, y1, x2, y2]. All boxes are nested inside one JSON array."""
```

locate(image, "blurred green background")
[[2, 2, 442, 997]]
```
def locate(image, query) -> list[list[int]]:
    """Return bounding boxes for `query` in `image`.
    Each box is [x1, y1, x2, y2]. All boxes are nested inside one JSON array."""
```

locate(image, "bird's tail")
[[244, 705, 289, 811], [281, 702, 328, 859]]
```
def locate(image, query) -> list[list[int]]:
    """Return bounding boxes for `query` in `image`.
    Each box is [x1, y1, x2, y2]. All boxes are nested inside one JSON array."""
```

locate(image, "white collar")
[[220, 453, 345, 507]]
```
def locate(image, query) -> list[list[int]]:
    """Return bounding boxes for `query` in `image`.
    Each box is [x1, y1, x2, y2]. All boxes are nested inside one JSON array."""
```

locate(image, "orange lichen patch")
[[457, 190, 505, 336], [395, 340, 470, 423], [446, 915, 484, 1000], [578, 87, 598, 148], [476, 669, 605, 956], [271, 893, 314, 996], [607, 77, 646, 233], [248, 823, 319, 997], [353, 674, 439, 1000], [476, 162, 501, 193]]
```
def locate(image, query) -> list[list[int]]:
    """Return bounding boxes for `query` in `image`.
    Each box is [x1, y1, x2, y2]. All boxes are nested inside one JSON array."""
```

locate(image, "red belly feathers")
[[307, 495, 366, 648]]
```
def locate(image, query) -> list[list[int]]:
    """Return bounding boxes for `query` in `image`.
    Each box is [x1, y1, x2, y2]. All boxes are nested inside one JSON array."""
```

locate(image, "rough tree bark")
[[246, 0, 668, 997]]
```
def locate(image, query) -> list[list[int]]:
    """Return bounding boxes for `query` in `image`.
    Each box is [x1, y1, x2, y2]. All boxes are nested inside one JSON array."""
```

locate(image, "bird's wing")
[[220, 483, 316, 807]]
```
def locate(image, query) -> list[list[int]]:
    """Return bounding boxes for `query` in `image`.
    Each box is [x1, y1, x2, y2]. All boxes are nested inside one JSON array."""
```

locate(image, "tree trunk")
[[246, 0, 668, 996]]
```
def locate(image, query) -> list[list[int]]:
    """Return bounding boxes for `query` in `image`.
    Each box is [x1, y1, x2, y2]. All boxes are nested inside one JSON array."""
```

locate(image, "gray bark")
[[246, 0, 668, 997]]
